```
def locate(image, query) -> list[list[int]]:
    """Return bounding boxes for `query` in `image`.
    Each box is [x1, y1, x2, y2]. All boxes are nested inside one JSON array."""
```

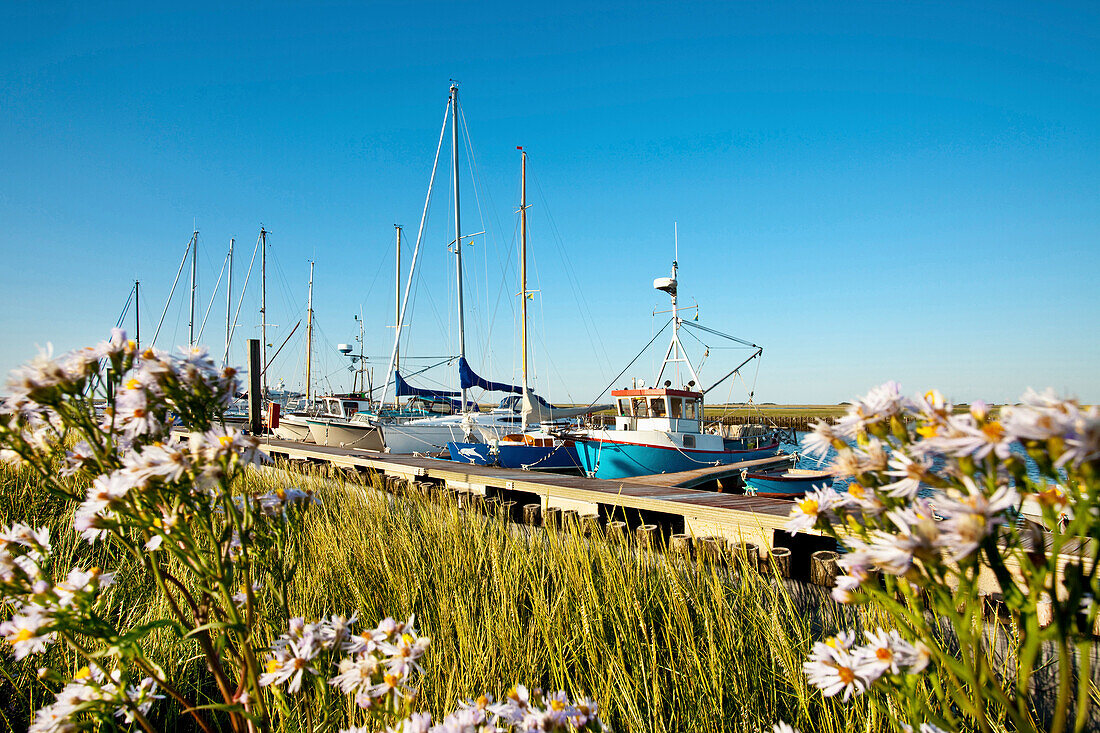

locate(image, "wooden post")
[[606, 521, 627, 540], [811, 550, 840, 587], [635, 524, 658, 547], [500, 500, 517, 522], [561, 509, 579, 530], [522, 503, 542, 527], [580, 513, 601, 536], [730, 541, 759, 571], [248, 339, 262, 435], [669, 533, 692, 557], [699, 537, 727, 564], [768, 547, 792, 578], [544, 506, 561, 530]]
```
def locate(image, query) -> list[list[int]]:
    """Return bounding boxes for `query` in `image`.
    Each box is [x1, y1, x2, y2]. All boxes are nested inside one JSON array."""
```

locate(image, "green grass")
[[0, 461, 900, 732]]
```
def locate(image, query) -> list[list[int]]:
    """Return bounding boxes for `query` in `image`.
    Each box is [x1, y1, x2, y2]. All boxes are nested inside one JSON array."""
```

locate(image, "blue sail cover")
[[394, 370, 460, 400], [458, 357, 523, 395]]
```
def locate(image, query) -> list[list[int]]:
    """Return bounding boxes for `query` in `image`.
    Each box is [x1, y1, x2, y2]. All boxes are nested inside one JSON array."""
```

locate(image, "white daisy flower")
[[785, 487, 842, 534], [803, 643, 867, 700]]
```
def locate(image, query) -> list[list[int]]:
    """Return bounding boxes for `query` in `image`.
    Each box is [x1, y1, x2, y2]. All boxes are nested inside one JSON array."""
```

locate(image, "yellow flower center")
[[798, 498, 819, 515], [550, 699, 566, 711], [74, 666, 91, 680], [384, 673, 399, 687], [981, 421, 1005, 442], [916, 425, 939, 439], [218, 435, 234, 447], [876, 647, 892, 661], [265, 660, 280, 674], [13, 628, 33, 642], [838, 666, 855, 684]]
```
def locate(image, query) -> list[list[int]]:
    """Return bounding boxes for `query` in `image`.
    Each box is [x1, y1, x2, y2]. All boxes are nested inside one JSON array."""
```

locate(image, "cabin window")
[[342, 401, 357, 416], [669, 398, 683, 419], [686, 400, 699, 420], [649, 397, 666, 417], [632, 398, 648, 418], [617, 398, 629, 417], [683, 434, 695, 448]]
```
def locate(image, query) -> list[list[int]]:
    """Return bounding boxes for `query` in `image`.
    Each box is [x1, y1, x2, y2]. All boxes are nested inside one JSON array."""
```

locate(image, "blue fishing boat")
[[741, 467, 834, 499], [575, 253, 783, 480]]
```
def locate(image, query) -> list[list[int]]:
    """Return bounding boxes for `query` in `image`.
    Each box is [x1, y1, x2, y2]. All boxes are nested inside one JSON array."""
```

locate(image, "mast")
[[134, 280, 140, 348], [188, 229, 198, 347], [305, 260, 314, 402], [654, 223, 700, 389], [378, 97, 451, 410], [519, 148, 530, 426], [450, 82, 467, 412], [394, 224, 402, 409], [260, 226, 268, 397], [225, 238, 234, 367]]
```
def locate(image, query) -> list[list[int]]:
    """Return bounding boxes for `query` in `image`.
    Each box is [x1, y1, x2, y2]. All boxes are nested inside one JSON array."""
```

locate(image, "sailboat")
[[445, 147, 604, 470], [574, 251, 781, 479], [374, 84, 544, 455]]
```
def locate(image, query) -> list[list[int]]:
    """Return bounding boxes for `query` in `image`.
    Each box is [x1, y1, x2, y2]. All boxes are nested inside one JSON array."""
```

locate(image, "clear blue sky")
[[2, 1, 1097, 405]]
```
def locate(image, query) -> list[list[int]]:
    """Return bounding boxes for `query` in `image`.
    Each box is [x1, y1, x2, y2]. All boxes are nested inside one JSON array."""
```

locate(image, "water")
[[778, 431, 1050, 498]]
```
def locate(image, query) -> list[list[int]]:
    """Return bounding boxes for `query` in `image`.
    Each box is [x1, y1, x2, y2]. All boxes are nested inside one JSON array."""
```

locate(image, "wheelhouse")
[[611, 388, 703, 432]]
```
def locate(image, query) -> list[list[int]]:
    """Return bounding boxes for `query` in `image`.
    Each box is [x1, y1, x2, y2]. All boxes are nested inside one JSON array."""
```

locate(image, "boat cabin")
[[611, 388, 703, 434], [319, 395, 374, 419]]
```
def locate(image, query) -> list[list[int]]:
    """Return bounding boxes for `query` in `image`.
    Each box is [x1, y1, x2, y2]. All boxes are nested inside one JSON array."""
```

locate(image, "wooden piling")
[[669, 533, 693, 557], [810, 550, 840, 587], [522, 503, 542, 526], [730, 541, 759, 571], [768, 547, 792, 578], [636, 524, 658, 547]]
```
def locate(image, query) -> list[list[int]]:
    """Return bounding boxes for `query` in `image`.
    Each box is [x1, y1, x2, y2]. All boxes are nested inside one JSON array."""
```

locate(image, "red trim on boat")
[[581, 437, 781, 455], [743, 471, 832, 482]]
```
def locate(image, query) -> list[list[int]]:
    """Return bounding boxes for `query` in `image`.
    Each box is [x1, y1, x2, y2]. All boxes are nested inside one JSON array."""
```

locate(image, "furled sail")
[[521, 386, 612, 424], [458, 357, 523, 395], [394, 370, 460, 400]]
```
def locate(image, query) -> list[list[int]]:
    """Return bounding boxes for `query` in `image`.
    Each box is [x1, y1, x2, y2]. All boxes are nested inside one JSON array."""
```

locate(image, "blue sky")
[[1, 1, 1097, 404]]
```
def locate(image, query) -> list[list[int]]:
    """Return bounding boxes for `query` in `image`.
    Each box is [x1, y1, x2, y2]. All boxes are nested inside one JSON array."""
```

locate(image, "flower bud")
[[890, 415, 908, 442], [957, 455, 977, 476]]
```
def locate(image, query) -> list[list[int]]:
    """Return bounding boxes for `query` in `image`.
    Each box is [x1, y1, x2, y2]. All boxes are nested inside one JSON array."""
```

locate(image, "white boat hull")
[[272, 416, 314, 443]]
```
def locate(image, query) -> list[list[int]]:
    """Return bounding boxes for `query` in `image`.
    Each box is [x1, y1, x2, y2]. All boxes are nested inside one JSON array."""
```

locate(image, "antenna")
[[674, 221, 678, 264]]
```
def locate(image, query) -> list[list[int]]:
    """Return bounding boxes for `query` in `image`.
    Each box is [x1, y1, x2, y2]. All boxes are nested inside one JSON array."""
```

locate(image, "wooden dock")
[[253, 437, 827, 554]]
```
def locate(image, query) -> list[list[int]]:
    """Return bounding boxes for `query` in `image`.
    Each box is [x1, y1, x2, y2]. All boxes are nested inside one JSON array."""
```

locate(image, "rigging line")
[[225, 232, 261, 363], [528, 162, 613, 380], [702, 348, 763, 396], [457, 103, 512, 355], [197, 248, 230, 342], [679, 319, 758, 348], [379, 97, 451, 407], [114, 285, 135, 329], [585, 318, 674, 409], [261, 319, 301, 377], [151, 235, 194, 347], [483, 214, 521, 363]]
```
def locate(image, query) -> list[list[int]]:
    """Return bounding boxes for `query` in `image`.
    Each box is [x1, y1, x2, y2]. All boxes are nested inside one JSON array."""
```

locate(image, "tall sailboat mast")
[[260, 226, 268, 397], [394, 224, 402, 410], [305, 260, 314, 402], [188, 229, 198, 347], [519, 148, 530, 426], [450, 82, 467, 412], [134, 280, 140, 348], [225, 238, 234, 366]]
